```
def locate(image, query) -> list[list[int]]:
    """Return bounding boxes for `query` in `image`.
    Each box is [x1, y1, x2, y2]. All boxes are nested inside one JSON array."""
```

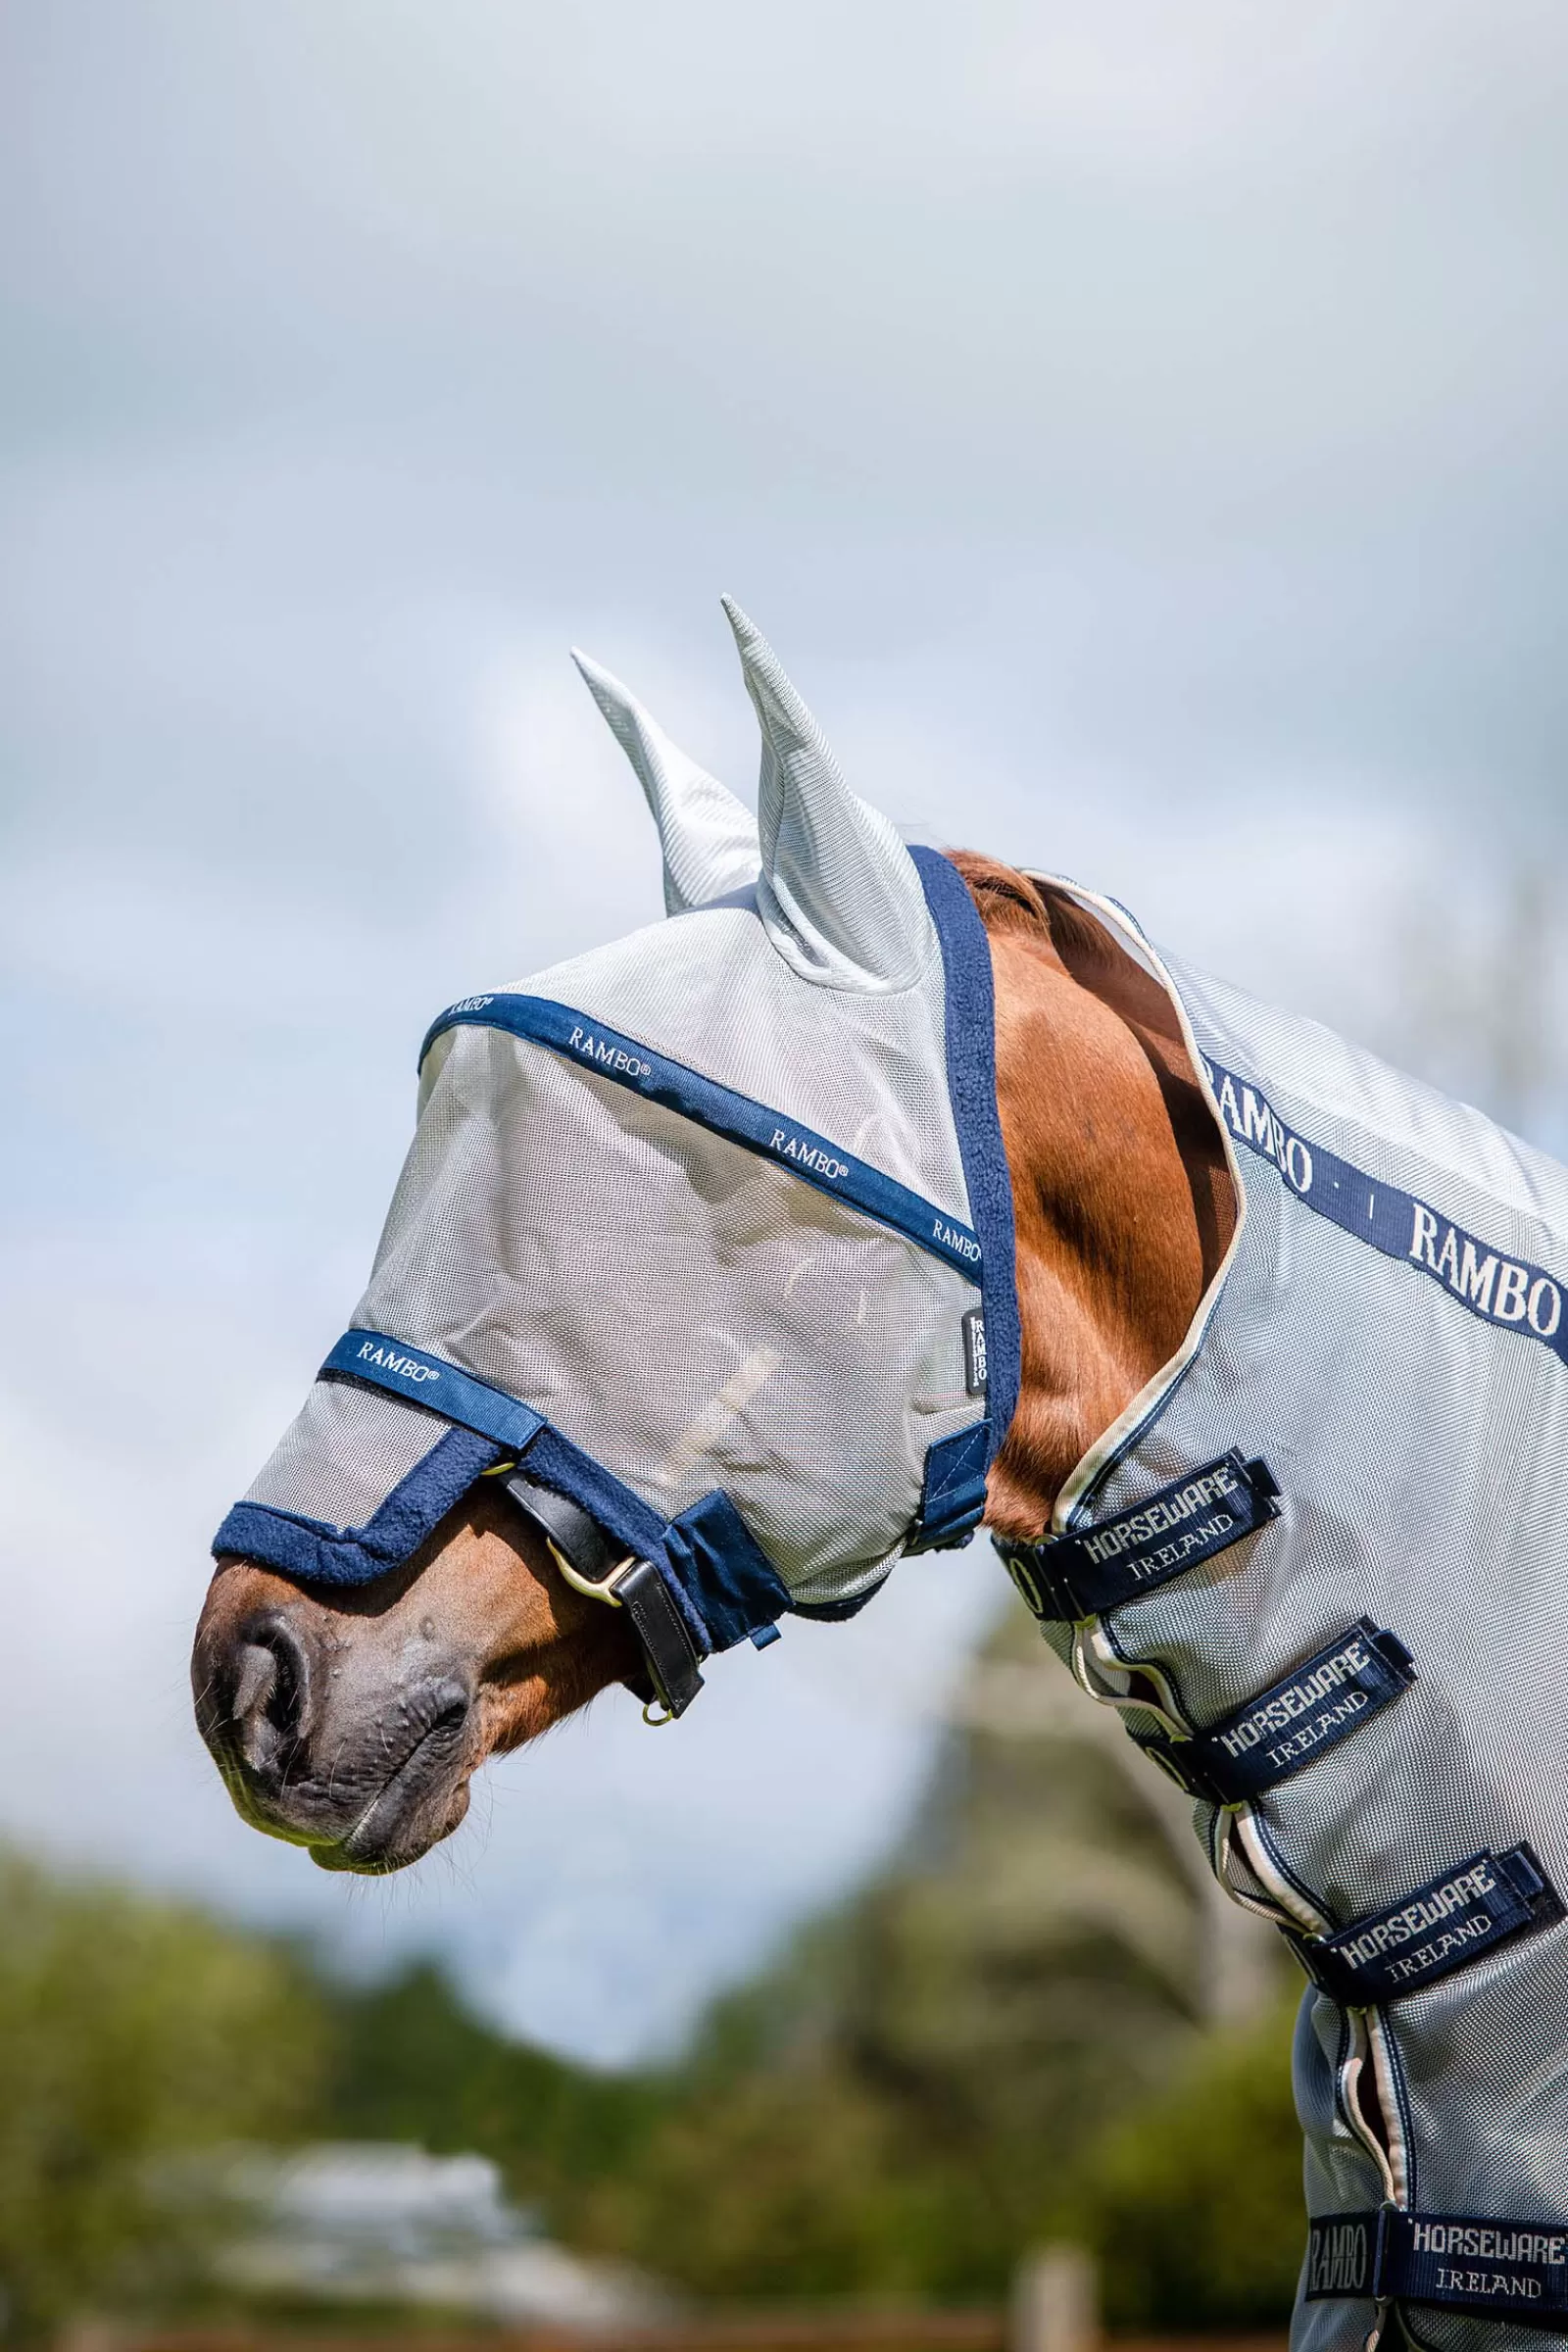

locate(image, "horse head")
[[193, 604, 1232, 1873]]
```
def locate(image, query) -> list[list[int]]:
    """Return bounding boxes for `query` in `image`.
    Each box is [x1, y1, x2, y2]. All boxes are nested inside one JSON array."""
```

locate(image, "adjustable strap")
[[1306, 2209, 1568, 2321], [1140, 1621, 1414, 1806], [996, 1451, 1280, 1621], [1289, 1842, 1562, 2007], [503, 1470, 706, 1721]]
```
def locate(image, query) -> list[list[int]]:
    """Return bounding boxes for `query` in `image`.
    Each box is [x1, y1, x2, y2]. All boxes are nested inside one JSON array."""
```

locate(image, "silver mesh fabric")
[[242, 891, 981, 1605], [1027, 885, 1568, 2352]]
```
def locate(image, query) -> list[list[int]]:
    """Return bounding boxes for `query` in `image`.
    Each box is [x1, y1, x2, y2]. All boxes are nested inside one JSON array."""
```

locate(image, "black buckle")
[[1138, 1736, 1229, 1807], [502, 1471, 706, 1721]]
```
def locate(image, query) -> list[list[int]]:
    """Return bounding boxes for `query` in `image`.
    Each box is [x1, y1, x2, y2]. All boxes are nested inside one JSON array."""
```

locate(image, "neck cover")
[[996, 880, 1568, 2352], [215, 603, 1019, 1670]]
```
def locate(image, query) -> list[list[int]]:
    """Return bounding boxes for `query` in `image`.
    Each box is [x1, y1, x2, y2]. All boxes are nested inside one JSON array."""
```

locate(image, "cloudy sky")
[[4, 1, 1566, 2063]]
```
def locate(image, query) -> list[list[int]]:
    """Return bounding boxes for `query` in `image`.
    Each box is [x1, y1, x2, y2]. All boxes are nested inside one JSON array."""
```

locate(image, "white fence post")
[[1011, 2241, 1100, 2352]]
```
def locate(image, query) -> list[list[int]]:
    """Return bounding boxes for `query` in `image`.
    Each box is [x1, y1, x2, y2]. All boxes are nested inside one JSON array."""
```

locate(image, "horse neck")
[[951, 855, 1237, 1543]]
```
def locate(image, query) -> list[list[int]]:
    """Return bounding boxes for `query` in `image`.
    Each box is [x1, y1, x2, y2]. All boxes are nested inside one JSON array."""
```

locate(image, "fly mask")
[[214, 603, 1020, 1716]]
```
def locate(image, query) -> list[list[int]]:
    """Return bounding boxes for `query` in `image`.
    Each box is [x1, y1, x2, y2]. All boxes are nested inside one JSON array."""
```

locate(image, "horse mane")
[[944, 848, 1121, 973]]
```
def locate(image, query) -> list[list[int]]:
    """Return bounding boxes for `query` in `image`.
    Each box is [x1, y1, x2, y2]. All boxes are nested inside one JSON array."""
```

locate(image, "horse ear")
[[572, 650, 760, 914], [721, 599, 934, 990]]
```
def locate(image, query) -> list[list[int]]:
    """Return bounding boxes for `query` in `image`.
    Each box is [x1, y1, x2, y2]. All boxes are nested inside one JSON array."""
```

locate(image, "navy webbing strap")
[[1289, 1842, 1562, 2007], [995, 1451, 1280, 1622], [1140, 1621, 1415, 1806], [1306, 2208, 1568, 2321], [320, 1330, 546, 1453], [419, 992, 984, 1284]]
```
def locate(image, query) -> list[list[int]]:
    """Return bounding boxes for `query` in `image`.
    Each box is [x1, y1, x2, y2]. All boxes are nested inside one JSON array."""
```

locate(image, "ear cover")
[[721, 598, 937, 992], [572, 648, 761, 914]]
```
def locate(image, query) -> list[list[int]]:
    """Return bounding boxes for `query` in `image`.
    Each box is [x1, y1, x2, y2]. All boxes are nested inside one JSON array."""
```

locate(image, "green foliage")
[[559, 1605, 1261, 2307], [320, 1959, 669, 2210], [1062, 1995, 1305, 2330], [0, 1848, 324, 2337]]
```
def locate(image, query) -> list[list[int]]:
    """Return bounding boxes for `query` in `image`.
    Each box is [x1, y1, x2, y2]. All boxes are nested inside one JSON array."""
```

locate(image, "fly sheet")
[[215, 603, 1019, 1663], [997, 885, 1568, 2352]]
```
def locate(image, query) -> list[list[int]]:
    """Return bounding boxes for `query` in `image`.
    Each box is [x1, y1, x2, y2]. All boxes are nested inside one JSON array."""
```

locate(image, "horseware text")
[[1338, 1863, 1498, 1971], [1080, 1462, 1241, 1568], [1219, 1634, 1372, 1759]]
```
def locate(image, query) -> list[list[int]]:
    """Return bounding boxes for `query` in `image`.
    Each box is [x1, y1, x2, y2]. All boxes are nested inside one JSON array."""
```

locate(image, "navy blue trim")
[[906, 1421, 990, 1552], [1205, 1055, 1568, 1370], [213, 1426, 501, 1586], [320, 1331, 545, 1453], [791, 1576, 890, 1622], [420, 992, 983, 1283], [908, 849, 1021, 1459], [663, 1490, 792, 1651]]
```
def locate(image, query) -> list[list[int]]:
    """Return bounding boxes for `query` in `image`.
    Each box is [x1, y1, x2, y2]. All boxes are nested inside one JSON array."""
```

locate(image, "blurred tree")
[[1062, 1993, 1304, 2330], [0, 1846, 323, 2338], [321, 1959, 668, 2210], [567, 1597, 1289, 2306]]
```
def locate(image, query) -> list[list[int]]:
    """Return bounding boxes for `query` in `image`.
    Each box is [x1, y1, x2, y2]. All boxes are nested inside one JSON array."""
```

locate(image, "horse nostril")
[[230, 1617, 313, 1774]]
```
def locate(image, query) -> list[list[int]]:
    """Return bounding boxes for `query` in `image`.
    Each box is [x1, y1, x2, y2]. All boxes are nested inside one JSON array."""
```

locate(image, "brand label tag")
[[1304, 2213, 1378, 2300], [1144, 1620, 1414, 1806], [1292, 1842, 1562, 2006], [961, 1308, 988, 1397], [998, 1450, 1279, 1621]]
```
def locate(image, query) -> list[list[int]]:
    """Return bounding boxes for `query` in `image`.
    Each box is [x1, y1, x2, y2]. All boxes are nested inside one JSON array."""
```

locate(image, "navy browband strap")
[[419, 991, 984, 1284]]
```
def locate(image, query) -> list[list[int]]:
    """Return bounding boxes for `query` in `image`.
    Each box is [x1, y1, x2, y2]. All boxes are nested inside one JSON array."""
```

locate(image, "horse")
[[193, 604, 1568, 2351]]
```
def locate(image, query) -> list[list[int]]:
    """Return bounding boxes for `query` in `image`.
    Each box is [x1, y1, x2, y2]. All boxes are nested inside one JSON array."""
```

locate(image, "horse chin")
[[309, 1774, 473, 1876]]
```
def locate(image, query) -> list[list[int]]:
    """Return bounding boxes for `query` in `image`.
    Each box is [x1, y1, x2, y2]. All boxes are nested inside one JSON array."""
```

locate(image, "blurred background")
[[4, 0, 1568, 2339]]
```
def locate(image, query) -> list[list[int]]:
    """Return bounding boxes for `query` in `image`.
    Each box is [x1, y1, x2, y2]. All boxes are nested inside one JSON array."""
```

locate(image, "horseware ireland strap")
[[1307, 2210, 1568, 2322]]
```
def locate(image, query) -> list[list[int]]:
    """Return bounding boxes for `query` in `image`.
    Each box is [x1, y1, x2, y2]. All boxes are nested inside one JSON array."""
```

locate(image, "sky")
[[3, 0, 1567, 2064]]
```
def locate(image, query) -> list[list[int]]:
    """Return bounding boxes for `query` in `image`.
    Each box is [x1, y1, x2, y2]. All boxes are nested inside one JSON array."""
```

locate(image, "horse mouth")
[[203, 1671, 477, 1876], [313, 1709, 474, 1875]]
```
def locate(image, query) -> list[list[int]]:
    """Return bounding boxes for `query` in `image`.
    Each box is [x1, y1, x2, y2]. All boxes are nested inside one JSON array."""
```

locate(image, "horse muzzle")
[[192, 1563, 481, 1873]]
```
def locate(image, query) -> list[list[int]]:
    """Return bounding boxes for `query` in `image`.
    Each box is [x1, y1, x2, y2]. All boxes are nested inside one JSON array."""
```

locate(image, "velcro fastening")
[[1140, 1620, 1414, 1806], [906, 1422, 991, 1554], [1289, 1842, 1563, 2007], [995, 1450, 1280, 1620], [1306, 2208, 1568, 2321]]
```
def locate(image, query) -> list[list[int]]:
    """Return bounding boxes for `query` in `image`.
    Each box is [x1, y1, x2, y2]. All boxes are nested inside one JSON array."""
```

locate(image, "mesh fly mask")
[[215, 603, 1021, 1716]]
